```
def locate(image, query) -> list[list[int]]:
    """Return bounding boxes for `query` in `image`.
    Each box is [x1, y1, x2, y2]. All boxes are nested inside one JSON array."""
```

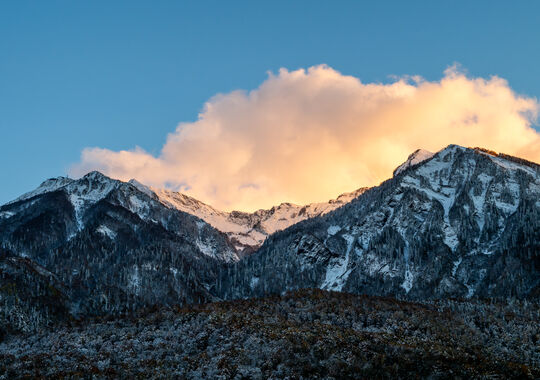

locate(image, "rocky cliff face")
[[220, 145, 540, 301]]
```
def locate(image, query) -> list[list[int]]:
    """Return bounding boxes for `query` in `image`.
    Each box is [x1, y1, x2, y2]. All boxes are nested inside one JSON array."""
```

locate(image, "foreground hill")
[[0, 290, 537, 379]]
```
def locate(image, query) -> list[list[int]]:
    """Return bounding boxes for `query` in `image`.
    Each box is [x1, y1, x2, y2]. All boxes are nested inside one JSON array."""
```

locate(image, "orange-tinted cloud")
[[71, 65, 540, 211]]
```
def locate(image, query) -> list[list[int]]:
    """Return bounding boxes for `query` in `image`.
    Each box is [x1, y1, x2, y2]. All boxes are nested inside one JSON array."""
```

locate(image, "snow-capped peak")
[[393, 149, 434, 176], [81, 170, 110, 181], [8, 176, 74, 205], [66, 172, 120, 200]]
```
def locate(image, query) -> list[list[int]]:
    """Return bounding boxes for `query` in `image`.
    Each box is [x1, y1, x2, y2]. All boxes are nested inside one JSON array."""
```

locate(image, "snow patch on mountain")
[[66, 172, 121, 229], [327, 225, 342, 236], [0, 211, 15, 219], [196, 239, 216, 259], [452, 257, 462, 276], [401, 173, 458, 251], [400, 243, 414, 293], [401, 270, 414, 293], [69, 194, 85, 229], [129, 266, 142, 294], [470, 173, 491, 231], [128, 195, 149, 217], [478, 151, 538, 177], [321, 233, 355, 291], [364, 252, 398, 278], [96, 225, 116, 239], [491, 179, 520, 216]]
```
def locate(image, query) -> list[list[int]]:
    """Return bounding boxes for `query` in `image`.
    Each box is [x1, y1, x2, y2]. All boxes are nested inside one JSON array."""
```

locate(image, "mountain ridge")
[[151, 185, 368, 254], [5, 171, 369, 255]]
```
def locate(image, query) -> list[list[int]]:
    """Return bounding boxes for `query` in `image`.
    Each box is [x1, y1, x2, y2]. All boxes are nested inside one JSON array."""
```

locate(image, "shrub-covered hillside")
[[0, 289, 538, 379]]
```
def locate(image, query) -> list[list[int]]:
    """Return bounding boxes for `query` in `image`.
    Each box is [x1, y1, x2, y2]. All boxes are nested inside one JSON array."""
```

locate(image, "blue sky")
[[1, 1, 539, 204]]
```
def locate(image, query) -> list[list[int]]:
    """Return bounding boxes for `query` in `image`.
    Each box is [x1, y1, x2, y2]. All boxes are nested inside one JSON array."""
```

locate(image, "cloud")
[[71, 64, 540, 211]]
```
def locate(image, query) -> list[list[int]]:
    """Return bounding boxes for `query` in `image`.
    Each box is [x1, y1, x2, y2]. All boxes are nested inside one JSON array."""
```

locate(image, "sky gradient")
[[1, 1, 540, 207]]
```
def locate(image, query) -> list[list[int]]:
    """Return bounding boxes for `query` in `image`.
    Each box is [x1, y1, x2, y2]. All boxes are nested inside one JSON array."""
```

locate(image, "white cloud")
[[71, 64, 540, 211]]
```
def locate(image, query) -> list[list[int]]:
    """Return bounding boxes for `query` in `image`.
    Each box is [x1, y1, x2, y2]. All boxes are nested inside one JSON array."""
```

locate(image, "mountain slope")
[[219, 145, 540, 301], [0, 249, 71, 336]]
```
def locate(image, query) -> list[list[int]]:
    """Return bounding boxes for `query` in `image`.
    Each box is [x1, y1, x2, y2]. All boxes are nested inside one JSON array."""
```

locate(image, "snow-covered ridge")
[[128, 179, 157, 199], [393, 149, 434, 176], [1, 171, 239, 263], [128, 144, 539, 266], [8, 176, 75, 205], [3, 169, 367, 255], [471, 147, 540, 176], [7, 171, 122, 207], [5, 172, 127, 230], [152, 186, 368, 253]]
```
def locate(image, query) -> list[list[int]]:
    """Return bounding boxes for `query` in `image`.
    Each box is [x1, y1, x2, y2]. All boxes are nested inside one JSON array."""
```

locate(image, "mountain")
[[0, 171, 239, 331], [219, 145, 540, 301], [150, 185, 367, 255]]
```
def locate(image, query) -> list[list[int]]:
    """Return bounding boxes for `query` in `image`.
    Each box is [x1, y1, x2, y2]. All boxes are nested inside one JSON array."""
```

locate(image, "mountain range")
[[0, 144, 539, 335], [142, 181, 367, 255]]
